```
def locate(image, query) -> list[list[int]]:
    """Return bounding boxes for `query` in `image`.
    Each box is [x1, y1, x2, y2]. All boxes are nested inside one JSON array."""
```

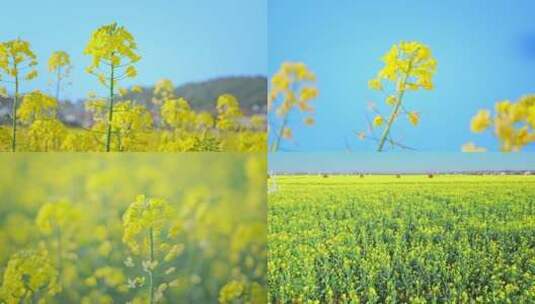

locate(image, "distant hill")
[[124, 75, 267, 115], [175, 76, 267, 113]]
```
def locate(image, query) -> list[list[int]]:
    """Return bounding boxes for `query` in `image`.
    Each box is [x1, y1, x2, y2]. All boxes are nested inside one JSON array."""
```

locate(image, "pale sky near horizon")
[[0, 0, 267, 101], [269, 153, 535, 173]]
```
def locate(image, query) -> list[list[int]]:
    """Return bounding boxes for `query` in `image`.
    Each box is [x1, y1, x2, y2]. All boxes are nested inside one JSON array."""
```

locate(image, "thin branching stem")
[[11, 71, 19, 152], [377, 62, 413, 152], [148, 226, 155, 304], [105, 61, 115, 152], [271, 112, 289, 152]]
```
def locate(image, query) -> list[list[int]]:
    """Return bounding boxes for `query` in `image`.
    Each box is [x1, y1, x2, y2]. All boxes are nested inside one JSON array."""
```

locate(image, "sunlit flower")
[[470, 110, 491, 133], [373, 115, 384, 127]]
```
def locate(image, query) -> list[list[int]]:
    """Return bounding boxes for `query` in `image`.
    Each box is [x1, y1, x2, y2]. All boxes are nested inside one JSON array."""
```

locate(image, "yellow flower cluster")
[[216, 94, 243, 131], [470, 110, 491, 133], [373, 115, 384, 127], [270, 62, 318, 117], [269, 62, 318, 151], [110, 101, 153, 150], [27, 119, 66, 151], [17, 91, 67, 151], [219, 280, 245, 303], [157, 89, 264, 151], [48, 51, 71, 73], [0, 249, 59, 303], [161, 97, 196, 129], [408, 111, 420, 126], [0, 39, 38, 80], [36, 201, 81, 235], [218, 280, 266, 304], [17, 90, 58, 123], [468, 94, 535, 151], [84, 22, 140, 79], [369, 41, 437, 92], [152, 78, 175, 105], [364, 41, 436, 151], [122, 195, 174, 255]]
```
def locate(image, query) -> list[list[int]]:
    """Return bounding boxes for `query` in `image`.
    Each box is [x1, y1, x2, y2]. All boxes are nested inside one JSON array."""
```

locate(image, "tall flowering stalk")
[[0, 39, 38, 151], [84, 22, 140, 152], [48, 51, 72, 102], [364, 41, 436, 151], [216, 94, 243, 131], [35, 201, 81, 290], [122, 195, 180, 303], [269, 62, 318, 152]]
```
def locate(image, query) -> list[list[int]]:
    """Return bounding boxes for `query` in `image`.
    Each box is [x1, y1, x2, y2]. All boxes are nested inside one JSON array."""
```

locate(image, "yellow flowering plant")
[[17, 90, 58, 124], [159, 96, 221, 151], [0, 38, 38, 151], [160, 97, 196, 131], [84, 22, 141, 152], [36, 201, 81, 289], [362, 41, 436, 151], [269, 62, 318, 151], [216, 94, 243, 131], [17, 90, 66, 151], [122, 195, 179, 304], [465, 94, 535, 151], [156, 90, 264, 152], [84, 87, 153, 152], [152, 78, 175, 105], [0, 249, 59, 303], [109, 100, 153, 151], [48, 51, 72, 101]]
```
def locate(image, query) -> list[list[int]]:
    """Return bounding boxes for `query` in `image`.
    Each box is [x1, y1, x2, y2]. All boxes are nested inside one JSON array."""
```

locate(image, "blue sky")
[[0, 0, 267, 100], [269, 153, 535, 173], [268, 0, 535, 152]]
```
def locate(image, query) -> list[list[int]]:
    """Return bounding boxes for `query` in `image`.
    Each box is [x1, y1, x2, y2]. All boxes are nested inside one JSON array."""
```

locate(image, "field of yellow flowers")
[[0, 23, 266, 152], [268, 174, 535, 303], [0, 153, 266, 303]]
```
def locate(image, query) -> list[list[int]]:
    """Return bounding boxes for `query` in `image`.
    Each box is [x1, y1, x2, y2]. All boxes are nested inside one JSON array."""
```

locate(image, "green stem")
[[11, 72, 19, 152], [377, 92, 404, 152], [271, 113, 289, 152], [105, 62, 115, 152], [55, 66, 61, 102], [56, 228, 63, 290], [377, 64, 413, 152], [148, 227, 155, 304]]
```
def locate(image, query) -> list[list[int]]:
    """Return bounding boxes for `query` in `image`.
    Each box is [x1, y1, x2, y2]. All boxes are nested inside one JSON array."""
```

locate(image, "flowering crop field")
[[0, 24, 266, 153], [268, 175, 535, 303], [0, 153, 266, 303]]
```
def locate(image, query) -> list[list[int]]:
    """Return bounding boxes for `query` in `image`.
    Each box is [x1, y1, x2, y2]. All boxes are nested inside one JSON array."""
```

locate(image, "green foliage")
[[269, 175, 535, 303]]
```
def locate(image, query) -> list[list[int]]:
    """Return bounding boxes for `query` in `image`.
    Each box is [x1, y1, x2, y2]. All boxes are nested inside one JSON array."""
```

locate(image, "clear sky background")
[[269, 0, 535, 152], [0, 0, 267, 101], [269, 153, 535, 173]]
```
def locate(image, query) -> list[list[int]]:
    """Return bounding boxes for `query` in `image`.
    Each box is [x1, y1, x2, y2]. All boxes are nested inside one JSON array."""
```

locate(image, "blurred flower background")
[[0, 153, 266, 303]]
